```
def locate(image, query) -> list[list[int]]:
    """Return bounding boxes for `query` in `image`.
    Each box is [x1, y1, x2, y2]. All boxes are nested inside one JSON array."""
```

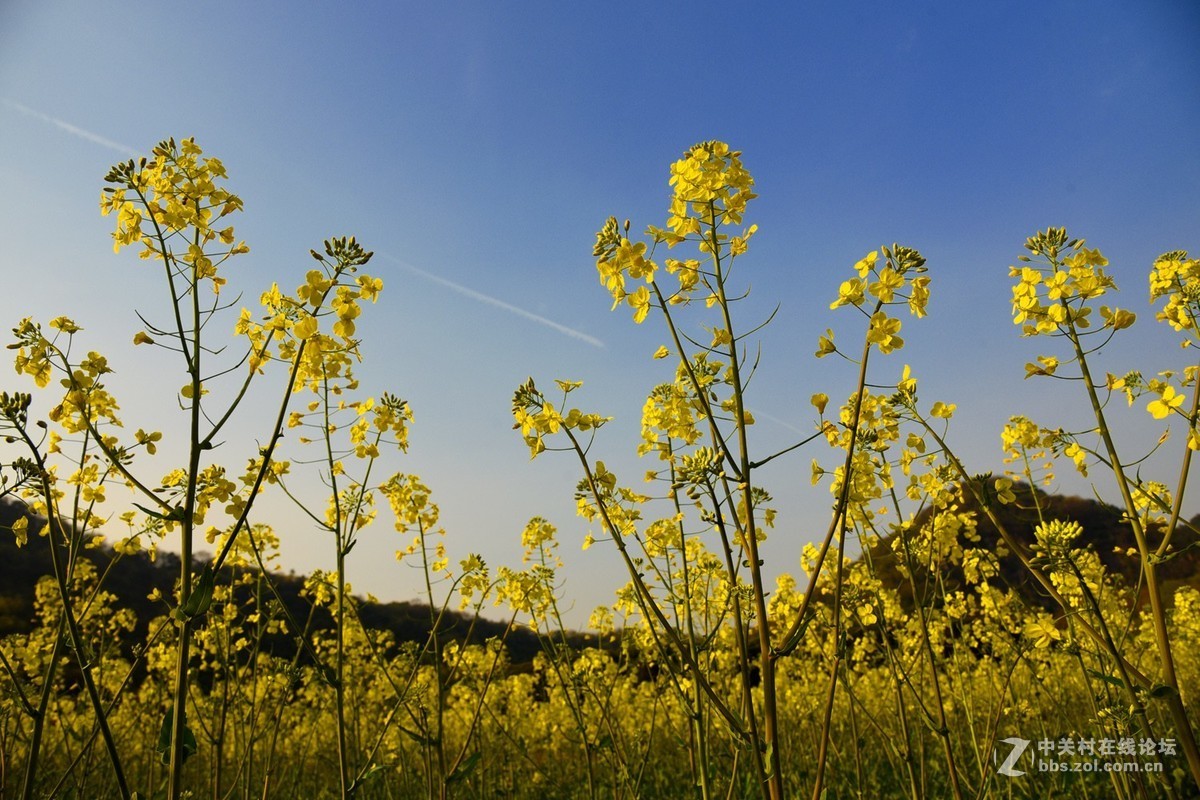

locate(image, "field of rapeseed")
[[1, 139, 1197, 799]]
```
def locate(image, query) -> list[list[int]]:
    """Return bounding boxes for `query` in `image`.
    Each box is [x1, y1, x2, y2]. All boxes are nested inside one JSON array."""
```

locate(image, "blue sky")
[[1, 1, 1198, 625]]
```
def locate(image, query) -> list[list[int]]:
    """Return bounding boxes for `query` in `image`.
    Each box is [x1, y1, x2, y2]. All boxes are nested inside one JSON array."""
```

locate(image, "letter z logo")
[[995, 737, 1031, 777]]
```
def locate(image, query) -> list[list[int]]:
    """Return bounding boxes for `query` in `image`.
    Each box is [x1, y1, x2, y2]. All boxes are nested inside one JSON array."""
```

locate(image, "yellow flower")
[[930, 401, 956, 419], [1024, 355, 1059, 378], [866, 312, 903, 353], [1063, 441, 1088, 475], [908, 276, 930, 317], [627, 285, 652, 324], [830, 278, 865, 309], [180, 382, 207, 399], [10, 516, 29, 547], [49, 316, 81, 333], [521, 517, 557, 554], [853, 251, 878, 277], [135, 428, 162, 454], [815, 329, 836, 358], [1100, 305, 1136, 331], [1023, 616, 1061, 648], [356, 274, 383, 302], [1147, 385, 1184, 420], [293, 314, 319, 341], [868, 267, 904, 303]]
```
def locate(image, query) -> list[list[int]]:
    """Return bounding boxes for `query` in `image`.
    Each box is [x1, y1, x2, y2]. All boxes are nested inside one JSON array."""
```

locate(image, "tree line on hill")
[[0, 485, 1196, 673]]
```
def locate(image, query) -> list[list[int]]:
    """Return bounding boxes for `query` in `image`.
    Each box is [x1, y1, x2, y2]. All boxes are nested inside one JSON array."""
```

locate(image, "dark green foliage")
[[864, 482, 1200, 614], [0, 497, 545, 667]]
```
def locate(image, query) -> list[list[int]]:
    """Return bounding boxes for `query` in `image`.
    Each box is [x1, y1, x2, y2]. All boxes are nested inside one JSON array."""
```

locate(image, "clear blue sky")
[[1, 1, 1198, 625]]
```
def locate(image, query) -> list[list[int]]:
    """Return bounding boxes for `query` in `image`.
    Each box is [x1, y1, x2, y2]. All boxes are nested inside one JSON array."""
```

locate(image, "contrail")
[[376, 252, 605, 349], [0, 100, 606, 349], [750, 408, 810, 436], [1, 98, 138, 156]]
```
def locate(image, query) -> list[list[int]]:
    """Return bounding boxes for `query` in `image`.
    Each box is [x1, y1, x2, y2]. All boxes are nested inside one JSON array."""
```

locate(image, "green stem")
[[1157, 358, 1200, 558], [811, 512, 848, 800], [704, 207, 781, 800], [168, 208, 206, 800], [13, 423, 132, 799], [562, 425, 749, 742], [918, 416, 1152, 687], [894, 510, 965, 800], [1060, 302, 1200, 785], [19, 619, 65, 800], [776, 301, 882, 656]]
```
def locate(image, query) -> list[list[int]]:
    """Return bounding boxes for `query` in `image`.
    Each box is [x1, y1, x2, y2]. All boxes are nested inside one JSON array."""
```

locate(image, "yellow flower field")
[[1, 139, 1198, 799]]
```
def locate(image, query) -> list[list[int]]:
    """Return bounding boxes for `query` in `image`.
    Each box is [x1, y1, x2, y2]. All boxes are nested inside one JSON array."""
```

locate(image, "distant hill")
[[2, 485, 1197, 669], [0, 497, 548, 668], [861, 480, 1200, 613]]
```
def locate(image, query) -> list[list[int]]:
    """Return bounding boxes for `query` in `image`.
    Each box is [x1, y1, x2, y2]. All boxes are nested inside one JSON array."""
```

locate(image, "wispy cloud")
[[1, 98, 138, 156], [376, 252, 605, 349]]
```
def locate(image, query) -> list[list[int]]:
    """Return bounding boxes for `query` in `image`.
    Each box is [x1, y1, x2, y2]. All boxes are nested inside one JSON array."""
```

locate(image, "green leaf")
[[181, 563, 217, 618], [133, 502, 188, 522], [1148, 683, 1179, 700], [360, 764, 387, 782], [319, 663, 340, 688], [156, 708, 199, 765], [396, 723, 434, 747], [155, 712, 170, 759], [1085, 668, 1124, 688], [446, 751, 481, 785]]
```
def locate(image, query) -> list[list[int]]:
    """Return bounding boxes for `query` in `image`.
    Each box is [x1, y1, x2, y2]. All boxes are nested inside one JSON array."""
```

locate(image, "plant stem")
[[1061, 313, 1200, 786]]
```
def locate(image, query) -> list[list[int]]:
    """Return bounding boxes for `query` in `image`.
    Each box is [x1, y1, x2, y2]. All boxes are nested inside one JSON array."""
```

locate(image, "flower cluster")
[[1009, 227, 1128, 337], [236, 237, 381, 386], [511, 378, 609, 458], [1149, 249, 1200, 342], [822, 245, 928, 357], [593, 142, 758, 324], [101, 137, 248, 287]]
